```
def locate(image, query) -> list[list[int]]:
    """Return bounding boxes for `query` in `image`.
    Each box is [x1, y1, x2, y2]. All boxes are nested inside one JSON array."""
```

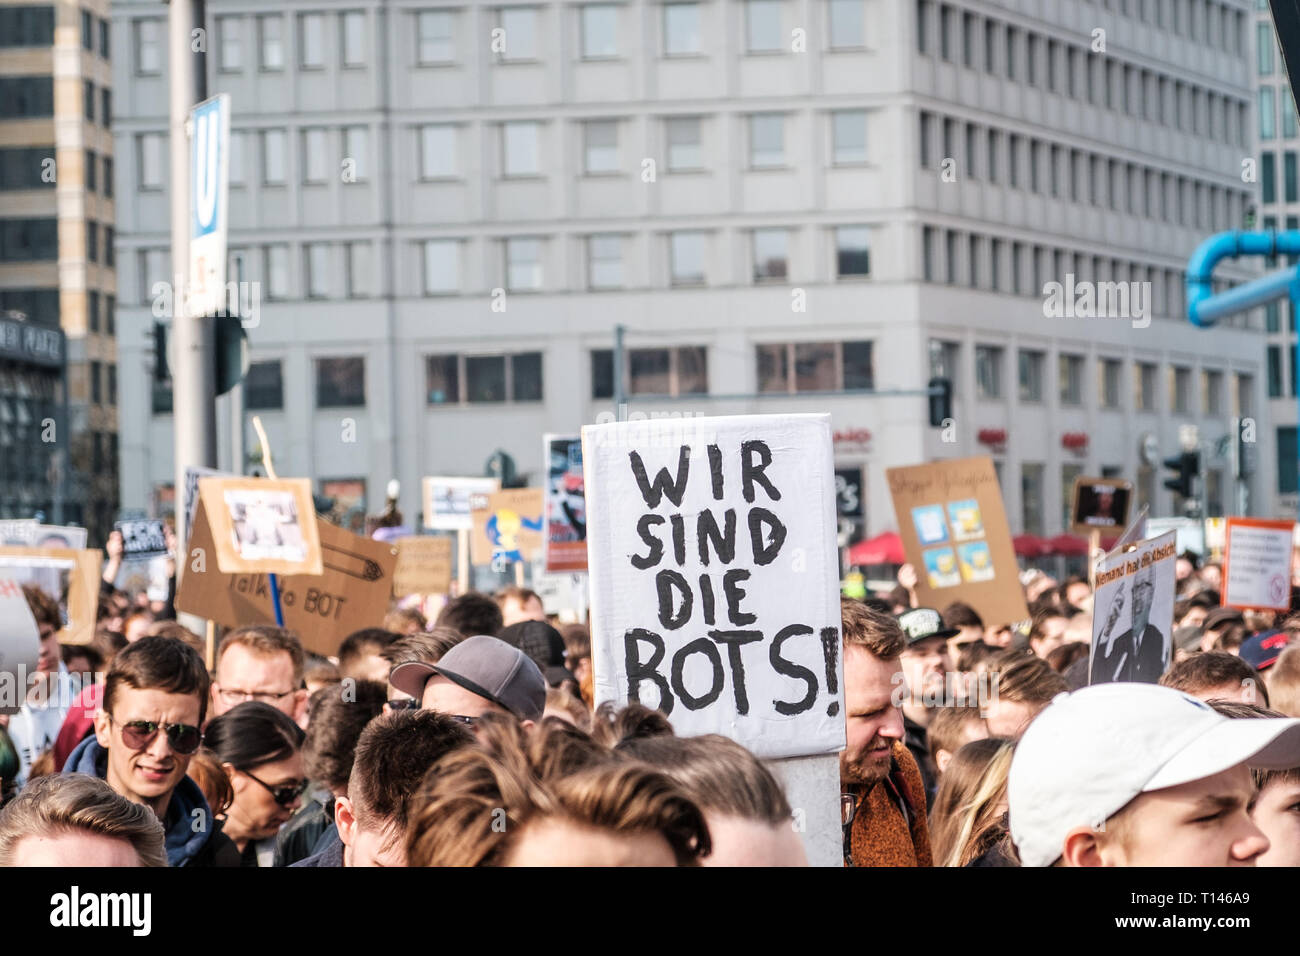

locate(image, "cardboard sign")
[[544, 434, 587, 573], [392, 536, 453, 597], [422, 476, 500, 531], [197, 476, 323, 576], [1091, 530, 1177, 684], [115, 555, 171, 602], [470, 489, 544, 565], [0, 577, 41, 716], [177, 499, 398, 657], [582, 413, 845, 760], [1222, 518, 1295, 611], [32, 525, 88, 550], [116, 518, 169, 560], [886, 457, 1029, 627], [0, 547, 102, 646], [183, 465, 228, 539], [0, 520, 37, 546], [1070, 477, 1133, 535]]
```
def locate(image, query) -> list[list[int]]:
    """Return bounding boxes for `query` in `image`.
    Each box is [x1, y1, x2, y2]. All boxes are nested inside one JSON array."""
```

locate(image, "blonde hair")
[[0, 773, 167, 866], [1266, 647, 1300, 718], [929, 738, 1015, 867]]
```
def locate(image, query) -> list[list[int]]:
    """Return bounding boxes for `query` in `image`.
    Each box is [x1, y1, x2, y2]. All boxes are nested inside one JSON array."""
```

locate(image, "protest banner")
[[470, 489, 545, 566], [422, 476, 500, 531], [0, 577, 40, 716], [115, 518, 169, 560], [1090, 530, 1177, 684], [0, 547, 101, 645], [1070, 477, 1133, 535], [1222, 518, 1296, 611], [543, 434, 587, 573], [582, 412, 845, 759], [32, 525, 87, 550], [886, 457, 1029, 627], [177, 499, 397, 656], [392, 536, 454, 597], [197, 476, 323, 576], [183, 465, 228, 540]]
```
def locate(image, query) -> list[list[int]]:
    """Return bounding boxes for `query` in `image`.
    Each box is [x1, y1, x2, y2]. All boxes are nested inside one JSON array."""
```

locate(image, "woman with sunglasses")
[[201, 701, 307, 866]]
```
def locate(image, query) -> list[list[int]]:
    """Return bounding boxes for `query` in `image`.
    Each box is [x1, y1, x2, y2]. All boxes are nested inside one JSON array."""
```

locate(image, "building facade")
[[114, 0, 1269, 540], [1, 0, 119, 539]]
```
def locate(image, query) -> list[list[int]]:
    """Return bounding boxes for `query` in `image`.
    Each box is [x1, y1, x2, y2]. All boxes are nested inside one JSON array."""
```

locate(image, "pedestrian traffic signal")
[[1162, 451, 1199, 499], [928, 377, 952, 428]]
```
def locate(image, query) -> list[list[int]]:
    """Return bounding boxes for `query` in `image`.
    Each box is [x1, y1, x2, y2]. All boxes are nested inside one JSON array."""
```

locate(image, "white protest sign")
[[582, 413, 845, 759], [1090, 530, 1177, 684], [1222, 518, 1295, 611], [0, 576, 40, 716]]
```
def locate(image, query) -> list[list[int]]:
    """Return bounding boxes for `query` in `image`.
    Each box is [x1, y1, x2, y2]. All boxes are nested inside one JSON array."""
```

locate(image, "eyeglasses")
[[448, 715, 479, 726], [216, 686, 296, 706], [386, 697, 419, 711], [243, 770, 308, 808], [112, 717, 203, 756]]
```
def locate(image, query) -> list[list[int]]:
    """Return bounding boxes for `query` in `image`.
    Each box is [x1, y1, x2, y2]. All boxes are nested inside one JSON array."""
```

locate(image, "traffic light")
[[152, 322, 169, 381], [1162, 451, 1199, 499], [928, 377, 952, 428]]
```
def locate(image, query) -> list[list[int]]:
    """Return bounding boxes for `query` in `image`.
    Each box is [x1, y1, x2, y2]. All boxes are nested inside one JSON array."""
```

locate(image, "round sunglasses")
[[111, 717, 203, 756]]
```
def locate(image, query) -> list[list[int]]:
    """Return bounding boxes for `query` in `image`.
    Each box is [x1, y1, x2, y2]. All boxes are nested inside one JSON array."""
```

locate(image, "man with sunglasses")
[[66, 636, 240, 866]]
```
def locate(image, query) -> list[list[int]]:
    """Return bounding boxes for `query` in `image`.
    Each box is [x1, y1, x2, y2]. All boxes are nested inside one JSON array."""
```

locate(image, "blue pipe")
[[1186, 230, 1300, 327]]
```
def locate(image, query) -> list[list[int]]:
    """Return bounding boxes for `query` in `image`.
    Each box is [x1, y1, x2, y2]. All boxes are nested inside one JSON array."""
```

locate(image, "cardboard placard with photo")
[[543, 434, 588, 573], [1222, 517, 1296, 611], [470, 489, 545, 565], [177, 499, 397, 657], [0, 547, 102, 646], [0, 576, 41, 715], [197, 476, 323, 576], [886, 456, 1029, 627], [1070, 477, 1133, 535], [1091, 530, 1177, 684], [392, 536, 454, 597], [115, 518, 169, 560], [422, 476, 500, 532]]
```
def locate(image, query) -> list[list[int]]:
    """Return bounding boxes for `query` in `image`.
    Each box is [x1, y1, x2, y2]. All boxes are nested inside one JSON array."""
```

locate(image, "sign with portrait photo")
[[543, 434, 587, 573], [1090, 530, 1177, 684], [197, 477, 323, 576], [1071, 477, 1133, 536]]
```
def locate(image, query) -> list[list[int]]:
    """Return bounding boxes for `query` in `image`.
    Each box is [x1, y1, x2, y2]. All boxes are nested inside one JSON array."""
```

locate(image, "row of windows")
[[1259, 85, 1300, 141], [0, 290, 60, 328], [0, 219, 58, 262], [80, 9, 111, 60], [0, 77, 54, 119], [916, 0, 1249, 148], [1259, 153, 1300, 204], [918, 111, 1249, 232], [82, 80, 111, 128], [0, 7, 53, 47], [86, 223, 114, 268], [0, 149, 53, 192], [88, 360, 117, 408], [87, 291, 117, 337]]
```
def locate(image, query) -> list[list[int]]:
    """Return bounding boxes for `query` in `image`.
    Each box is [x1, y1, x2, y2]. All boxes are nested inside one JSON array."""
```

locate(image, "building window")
[[1018, 349, 1044, 402], [341, 11, 366, 68], [1101, 358, 1122, 408], [506, 237, 543, 291], [1061, 464, 1084, 531], [1170, 365, 1191, 413], [1261, 87, 1277, 139], [581, 5, 618, 58], [100, 17, 110, 60], [1136, 361, 1157, 410], [316, 357, 366, 408], [419, 125, 457, 179], [423, 240, 459, 295], [136, 19, 162, 75], [753, 229, 788, 282], [260, 15, 285, 70], [218, 17, 242, 71], [591, 346, 709, 399], [86, 222, 98, 263], [1021, 463, 1044, 535], [669, 231, 706, 285], [305, 244, 331, 299], [108, 365, 117, 407], [584, 120, 619, 174], [417, 11, 455, 64], [300, 13, 325, 69], [828, 0, 865, 49], [746, 0, 783, 52], [757, 341, 873, 393], [228, 132, 245, 186], [975, 345, 1002, 399], [265, 245, 290, 299], [664, 3, 702, 55], [302, 129, 329, 183], [749, 114, 785, 168], [666, 117, 703, 170], [245, 361, 284, 410], [835, 226, 870, 277], [502, 122, 540, 177], [1269, 345, 1284, 398], [0, 219, 60, 261], [1259, 21, 1275, 75], [84, 81, 94, 122], [1202, 369, 1223, 415], [105, 226, 114, 267], [88, 292, 100, 332], [588, 234, 623, 289], [426, 354, 459, 404], [426, 353, 544, 404], [1059, 353, 1083, 405], [85, 149, 97, 193], [90, 360, 102, 404], [262, 130, 286, 185], [498, 6, 539, 61], [831, 110, 868, 164], [343, 126, 368, 181], [1279, 427, 1298, 495], [346, 242, 371, 298]]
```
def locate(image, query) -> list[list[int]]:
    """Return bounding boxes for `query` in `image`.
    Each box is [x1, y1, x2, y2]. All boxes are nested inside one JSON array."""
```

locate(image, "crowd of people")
[[2, 539, 1300, 868]]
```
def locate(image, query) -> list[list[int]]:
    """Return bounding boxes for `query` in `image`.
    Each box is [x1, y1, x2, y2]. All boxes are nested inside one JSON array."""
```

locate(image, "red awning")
[[848, 531, 905, 565], [1046, 533, 1090, 557], [1012, 534, 1049, 558]]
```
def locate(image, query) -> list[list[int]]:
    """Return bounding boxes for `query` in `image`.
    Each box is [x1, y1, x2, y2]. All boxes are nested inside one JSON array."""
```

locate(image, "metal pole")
[[53, 342, 67, 525], [169, 0, 217, 550], [229, 381, 244, 474], [613, 323, 626, 411]]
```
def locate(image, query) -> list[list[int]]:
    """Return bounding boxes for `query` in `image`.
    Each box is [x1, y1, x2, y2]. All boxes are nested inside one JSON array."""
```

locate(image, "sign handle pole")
[[251, 415, 278, 480], [268, 573, 285, 627], [1088, 530, 1100, 590], [514, 561, 525, 587], [457, 530, 469, 595], [204, 620, 215, 671]]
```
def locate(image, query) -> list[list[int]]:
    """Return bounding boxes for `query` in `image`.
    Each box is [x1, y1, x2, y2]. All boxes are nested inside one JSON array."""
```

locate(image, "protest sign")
[[183, 465, 228, 539], [0, 547, 101, 645], [422, 476, 500, 531], [115, 555, 172, 603], [32, 525, 87, 550], [544, 434, 587, 573], [1222, 518, 1295, 611], [582, 413, 845, 760], [197, 476, 322, 576], [886, 457, 1029, 627], [177, 499, 397, 656], [0, 577, 40, 716], [1070, 477, 1133, 535], [1090, 530, 1177, 684], [0, 520, 37, 546], [470, 489, 544, 566], [115, 518, 169, 560], [392, 536, 454, 597]]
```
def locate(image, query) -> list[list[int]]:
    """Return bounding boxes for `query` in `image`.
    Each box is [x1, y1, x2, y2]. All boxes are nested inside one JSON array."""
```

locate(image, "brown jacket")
[[844, 741, 934, 867]]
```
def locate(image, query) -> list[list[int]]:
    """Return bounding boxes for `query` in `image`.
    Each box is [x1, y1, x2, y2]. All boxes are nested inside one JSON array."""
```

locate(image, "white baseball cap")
[[1008, 682, 1300, 867]]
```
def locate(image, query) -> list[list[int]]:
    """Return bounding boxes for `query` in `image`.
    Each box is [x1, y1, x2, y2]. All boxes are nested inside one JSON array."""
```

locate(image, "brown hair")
[[926, 706, 985, 767], [589, 701, 674, 747], [1208, 701, 1300, 792], [379, 627, 465, 669], [560, 623, 591, 661], [105, 636, 211, 725], [0, 773, 167, 866], [383, 607, 427, 635], [545, 685, 592, 730], [435, 592, 504, 637], [303, 654, 341, 688], [22, 583, 60, 632], [1028, 609, 1067, 643], [987, 649, 1069, 705], [186, 748, 234, 816], [217, 625, 306, 684], [841, 597, 906, 660], [942, 601, 984, 629], [1266, 647, 1300, 718], [145, 620, 206, 658], [615, 734, 792, 826], [1045, 640, 1090, 674], [302, 680, 389, 792], [955, 640, 999, 672], [495, 586, 542, 612], [928, 737, 1015, 867], [1159, 651, 1269, 707], [1211, 624, 1248, 654], [336, 628, 400, 678]]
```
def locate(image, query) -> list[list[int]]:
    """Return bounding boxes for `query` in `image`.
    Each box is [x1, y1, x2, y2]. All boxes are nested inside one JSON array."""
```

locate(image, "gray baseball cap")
[[388, 634, 546, 723]]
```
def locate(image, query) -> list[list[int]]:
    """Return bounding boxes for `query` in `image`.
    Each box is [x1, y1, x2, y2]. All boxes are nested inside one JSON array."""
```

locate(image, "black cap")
[[896, 607, 960, 645]]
